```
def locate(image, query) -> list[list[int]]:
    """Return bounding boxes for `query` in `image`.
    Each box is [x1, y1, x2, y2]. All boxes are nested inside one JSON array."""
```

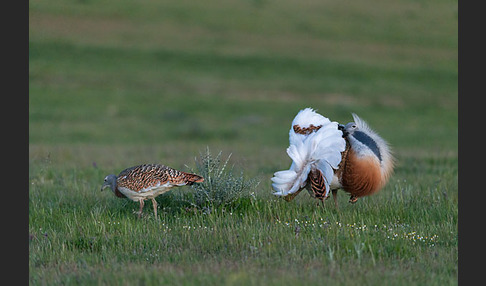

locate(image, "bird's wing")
[[311, 121, 346, 168], [139, 181, 174, 193], [309, 121, 346, 197], [272, 111, 345, 198], [289, 108, 331, 146], [117, 164, 202, 193], [271, 137, 312, 196], [291, 108, 331, 130]]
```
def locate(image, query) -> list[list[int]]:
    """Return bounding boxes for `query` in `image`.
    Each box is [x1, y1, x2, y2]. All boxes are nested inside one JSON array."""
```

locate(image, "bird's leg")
[[349, 196, 358, 204], [332, 189, 339, 209], [315, 197, 325, 208], [151, 198, 158, 219], [138, 199, 145, 219]]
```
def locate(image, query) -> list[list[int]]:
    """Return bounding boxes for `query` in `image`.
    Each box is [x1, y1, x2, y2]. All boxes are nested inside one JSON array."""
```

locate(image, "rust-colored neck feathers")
[[340, 148, 383, 199]]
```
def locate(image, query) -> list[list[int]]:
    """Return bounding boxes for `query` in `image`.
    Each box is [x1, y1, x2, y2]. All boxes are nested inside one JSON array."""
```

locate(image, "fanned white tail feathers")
[[291, 108, 331, 130], [271, 108, 346, 198]]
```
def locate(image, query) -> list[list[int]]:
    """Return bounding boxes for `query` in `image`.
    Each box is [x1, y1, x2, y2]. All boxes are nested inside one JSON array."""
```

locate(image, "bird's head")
[[339, 122, 358, 137], [101, 174, 117, 193]]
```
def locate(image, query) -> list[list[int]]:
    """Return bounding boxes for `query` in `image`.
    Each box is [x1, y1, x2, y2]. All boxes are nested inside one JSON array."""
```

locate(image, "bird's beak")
[[101, 183, 109, 192], [338, 124, 349, 137]]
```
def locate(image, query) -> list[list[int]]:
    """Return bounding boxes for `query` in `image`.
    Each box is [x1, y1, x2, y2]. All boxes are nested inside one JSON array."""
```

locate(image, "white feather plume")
[[291, 108, 331, 129], [271, 108, 346, 198]]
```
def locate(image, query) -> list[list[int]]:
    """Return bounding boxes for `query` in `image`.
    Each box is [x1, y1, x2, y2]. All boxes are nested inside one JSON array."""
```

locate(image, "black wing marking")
[[353, 130, 382, 161]]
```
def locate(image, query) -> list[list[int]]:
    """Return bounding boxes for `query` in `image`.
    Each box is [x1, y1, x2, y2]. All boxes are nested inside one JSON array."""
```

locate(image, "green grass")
[[29, 158, 457, 285], [29, 0, 457, 284]]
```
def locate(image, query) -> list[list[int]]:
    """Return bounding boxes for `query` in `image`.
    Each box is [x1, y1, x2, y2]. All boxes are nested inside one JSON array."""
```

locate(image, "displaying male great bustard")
[[271, 108, 394, 207]]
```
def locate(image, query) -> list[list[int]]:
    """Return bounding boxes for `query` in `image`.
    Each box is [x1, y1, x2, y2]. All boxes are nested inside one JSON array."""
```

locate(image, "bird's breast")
[[341, 148, 383, 197], [114, 188, 127, 198]]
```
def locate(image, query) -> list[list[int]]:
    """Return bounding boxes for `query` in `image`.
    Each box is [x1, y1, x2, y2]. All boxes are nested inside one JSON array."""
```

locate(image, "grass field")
[[29, 0, 457, 284]]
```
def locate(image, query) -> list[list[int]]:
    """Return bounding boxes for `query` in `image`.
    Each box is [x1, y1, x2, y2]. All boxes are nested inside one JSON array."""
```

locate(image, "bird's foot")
[[315, 198, 326, 208], [348, 196, 358, 204]]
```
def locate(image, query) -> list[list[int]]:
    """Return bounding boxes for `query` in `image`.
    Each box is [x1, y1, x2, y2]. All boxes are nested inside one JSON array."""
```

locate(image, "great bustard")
[[271, 108, 394, 207], [101, 164, 204, 218]]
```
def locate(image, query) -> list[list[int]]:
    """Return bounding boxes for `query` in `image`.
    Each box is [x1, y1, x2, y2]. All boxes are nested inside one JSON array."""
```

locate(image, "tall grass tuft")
[[186, 148, 259, 211]]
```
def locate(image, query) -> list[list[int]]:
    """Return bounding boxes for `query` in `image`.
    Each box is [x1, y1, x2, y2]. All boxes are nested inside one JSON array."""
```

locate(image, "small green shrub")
[[186, 148, 259, 211]]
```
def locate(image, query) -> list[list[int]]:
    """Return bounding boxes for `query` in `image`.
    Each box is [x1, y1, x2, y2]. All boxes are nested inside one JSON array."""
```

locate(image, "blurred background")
[[29, 0, 457, 181]]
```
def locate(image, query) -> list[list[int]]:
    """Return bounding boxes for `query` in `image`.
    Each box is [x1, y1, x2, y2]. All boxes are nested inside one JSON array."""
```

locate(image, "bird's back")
[[117, 164, 204, 193]]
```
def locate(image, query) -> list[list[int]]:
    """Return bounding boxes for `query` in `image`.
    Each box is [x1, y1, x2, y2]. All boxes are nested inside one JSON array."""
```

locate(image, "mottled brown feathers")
[[334, 142, 350, 183], [282, 169, 328, 202], [293, 124, 322, 135], [116, 164, 204, 193], [308, 169, 327, 200]]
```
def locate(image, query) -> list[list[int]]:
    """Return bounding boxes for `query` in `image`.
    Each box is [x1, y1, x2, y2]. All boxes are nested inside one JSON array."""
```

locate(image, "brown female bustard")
[[101, 164, 204, 218]]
